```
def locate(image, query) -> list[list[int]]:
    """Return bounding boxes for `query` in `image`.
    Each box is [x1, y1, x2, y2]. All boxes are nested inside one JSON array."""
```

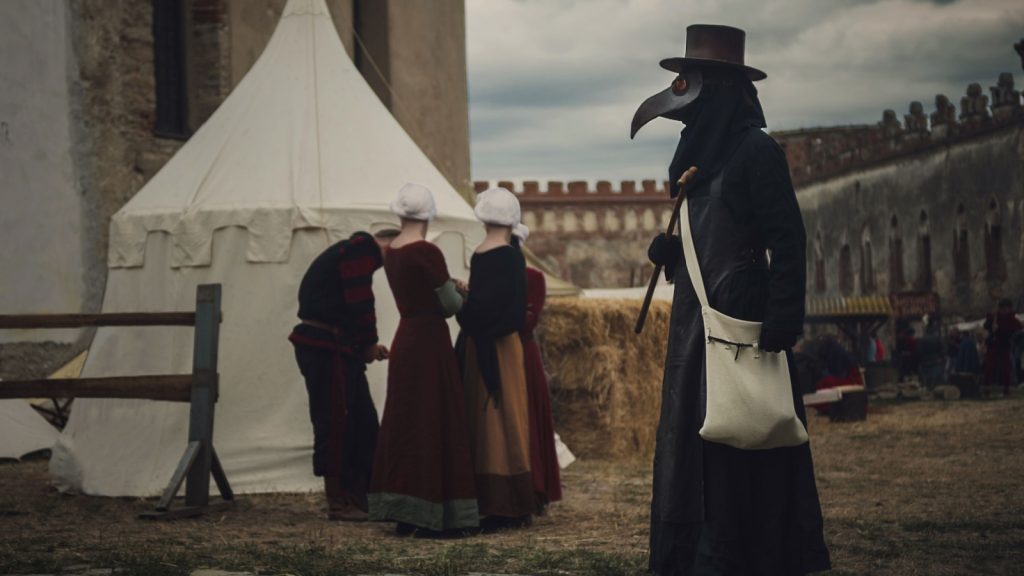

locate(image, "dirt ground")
[[1, 395, 1023, 575]]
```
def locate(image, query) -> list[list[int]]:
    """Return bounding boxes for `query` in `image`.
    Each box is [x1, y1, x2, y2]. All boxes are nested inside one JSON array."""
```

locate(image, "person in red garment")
[[984, 299, 1023, 396], [808, 334, 864, 415], [512, 224, 563, 514], [368, 183, 480, 536], [289, 229, 395, 521]]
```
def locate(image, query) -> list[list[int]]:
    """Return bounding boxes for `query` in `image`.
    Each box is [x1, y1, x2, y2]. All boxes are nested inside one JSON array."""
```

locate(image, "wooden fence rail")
[[0, 284, 231, 520], [0, 375, 194, 402], [0, 312, 197, 329]]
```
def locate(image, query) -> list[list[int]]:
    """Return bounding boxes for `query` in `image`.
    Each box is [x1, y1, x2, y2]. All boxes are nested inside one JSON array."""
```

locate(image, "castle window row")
[[812, 198, 1015, 298]]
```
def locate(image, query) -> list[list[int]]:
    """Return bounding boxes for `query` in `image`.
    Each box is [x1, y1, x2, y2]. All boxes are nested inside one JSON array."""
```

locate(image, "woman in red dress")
[[513, 225, 563, 512], [368, 183, 479, 535]]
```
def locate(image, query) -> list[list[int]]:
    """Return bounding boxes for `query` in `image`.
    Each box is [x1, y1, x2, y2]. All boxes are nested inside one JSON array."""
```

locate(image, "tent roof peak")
[[282, 0, 331, 19], [108, 0, 479, 270]]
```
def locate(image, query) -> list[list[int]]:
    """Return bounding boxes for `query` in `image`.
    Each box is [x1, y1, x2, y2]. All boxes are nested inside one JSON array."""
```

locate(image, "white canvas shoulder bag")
[[679, 193, 808, 450]]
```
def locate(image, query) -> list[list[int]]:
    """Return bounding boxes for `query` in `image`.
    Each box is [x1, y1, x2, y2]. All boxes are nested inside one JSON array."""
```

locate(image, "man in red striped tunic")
[[289, 230, 397, 521]]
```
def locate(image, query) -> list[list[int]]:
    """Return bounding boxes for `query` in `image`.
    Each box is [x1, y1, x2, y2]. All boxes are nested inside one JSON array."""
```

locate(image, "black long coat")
[[649, 127, 832, 576]]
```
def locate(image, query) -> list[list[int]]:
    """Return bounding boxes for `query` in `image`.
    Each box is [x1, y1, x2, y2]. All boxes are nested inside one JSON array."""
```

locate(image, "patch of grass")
[[900, 518, 1024, 534], [0, 538, 648, 576], [3, 396, 1024, 576]]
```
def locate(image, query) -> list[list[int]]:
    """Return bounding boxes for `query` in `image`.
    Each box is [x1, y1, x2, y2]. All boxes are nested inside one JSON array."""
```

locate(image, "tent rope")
[[345, 18, 436, 165], [310, 7, 330, 247]]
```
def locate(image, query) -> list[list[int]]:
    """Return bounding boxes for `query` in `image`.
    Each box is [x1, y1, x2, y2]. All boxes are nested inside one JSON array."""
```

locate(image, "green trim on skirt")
[[368, 492, 480, 531]]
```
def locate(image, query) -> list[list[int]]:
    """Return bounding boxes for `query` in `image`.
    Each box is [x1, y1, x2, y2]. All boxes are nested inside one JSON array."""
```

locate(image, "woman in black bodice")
[[456, 187, 534, 529]]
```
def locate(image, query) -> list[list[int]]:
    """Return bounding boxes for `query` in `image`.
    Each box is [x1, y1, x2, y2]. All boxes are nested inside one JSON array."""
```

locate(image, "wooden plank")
[[0, 312, 197, 329], [0, 375, 192, 402], [157, 441, 201, 511], [210, 447, 234, 502]]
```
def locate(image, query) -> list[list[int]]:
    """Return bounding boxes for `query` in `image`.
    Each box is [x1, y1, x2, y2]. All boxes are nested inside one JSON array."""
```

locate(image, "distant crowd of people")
[[891, 299, 1024, 395], [800, 299, 1024, 398], [941, 299, 1024, 395], [288, 183, 561, 535]]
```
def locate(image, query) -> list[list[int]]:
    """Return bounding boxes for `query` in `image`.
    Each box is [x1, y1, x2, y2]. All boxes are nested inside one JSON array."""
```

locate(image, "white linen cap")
[[512, 223, 530, 244], [474, 186, 521, 227], [390, 182, 437, 221]]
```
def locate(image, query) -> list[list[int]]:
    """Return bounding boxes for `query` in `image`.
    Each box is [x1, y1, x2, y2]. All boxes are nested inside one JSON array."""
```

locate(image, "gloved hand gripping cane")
[[634, 166, 698, 334]]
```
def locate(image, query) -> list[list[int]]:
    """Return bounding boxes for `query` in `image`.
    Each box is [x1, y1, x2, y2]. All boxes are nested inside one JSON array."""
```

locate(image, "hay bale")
[[933, 385, 961, 401], [537, 297, 671, 460]]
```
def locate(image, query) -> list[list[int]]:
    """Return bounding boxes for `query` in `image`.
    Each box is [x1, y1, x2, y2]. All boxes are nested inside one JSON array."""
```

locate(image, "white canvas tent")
[[49, 0, 483, 496]]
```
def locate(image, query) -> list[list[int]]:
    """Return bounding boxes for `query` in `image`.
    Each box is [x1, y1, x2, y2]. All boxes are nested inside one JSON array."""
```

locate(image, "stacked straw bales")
[[537, 298, 672, 461]]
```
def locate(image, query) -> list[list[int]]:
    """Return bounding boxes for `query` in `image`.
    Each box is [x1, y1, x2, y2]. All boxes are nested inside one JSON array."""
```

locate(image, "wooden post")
[[184, 284, 221, 508], [0, 286, 233, 520]]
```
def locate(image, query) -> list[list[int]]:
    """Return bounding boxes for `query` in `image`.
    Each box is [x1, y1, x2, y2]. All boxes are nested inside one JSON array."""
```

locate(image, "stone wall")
[[800, 121, 1024, 321], [360, 0, 471, 197], [0, 0, 469, 378], [472, 179, 675, 288], [763, 73, 1024, 321], [0, 1, 84, 375]]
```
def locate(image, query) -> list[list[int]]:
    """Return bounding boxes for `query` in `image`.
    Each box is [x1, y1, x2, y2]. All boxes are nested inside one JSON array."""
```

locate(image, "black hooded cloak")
[[649, 69, 832, 575]]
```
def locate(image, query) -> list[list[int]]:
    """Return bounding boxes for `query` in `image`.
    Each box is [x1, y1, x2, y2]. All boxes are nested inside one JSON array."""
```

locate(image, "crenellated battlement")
[[479, 71, 1023, 197], [473, 179, 672, 204], [775, 71, 1024, 187], [473, 56, 1024, 293]]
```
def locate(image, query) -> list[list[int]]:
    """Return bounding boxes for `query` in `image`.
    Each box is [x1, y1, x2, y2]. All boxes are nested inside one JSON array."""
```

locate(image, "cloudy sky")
[[465, 0, 1024, 183]]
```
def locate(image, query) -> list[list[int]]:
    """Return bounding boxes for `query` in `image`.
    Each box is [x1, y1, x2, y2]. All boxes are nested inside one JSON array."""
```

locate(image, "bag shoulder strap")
[[679, 170, 724, 308]]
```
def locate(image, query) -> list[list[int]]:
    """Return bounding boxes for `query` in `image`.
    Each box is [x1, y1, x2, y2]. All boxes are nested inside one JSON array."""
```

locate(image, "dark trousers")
[[293, 344, 379, 507]]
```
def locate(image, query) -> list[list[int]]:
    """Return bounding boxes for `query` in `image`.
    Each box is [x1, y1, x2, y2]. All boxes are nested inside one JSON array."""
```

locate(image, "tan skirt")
[[463, 334, 534, 518]]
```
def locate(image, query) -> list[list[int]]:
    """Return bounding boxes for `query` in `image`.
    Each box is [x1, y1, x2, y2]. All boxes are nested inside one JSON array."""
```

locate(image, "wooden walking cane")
[[634, 166, 698, 334]]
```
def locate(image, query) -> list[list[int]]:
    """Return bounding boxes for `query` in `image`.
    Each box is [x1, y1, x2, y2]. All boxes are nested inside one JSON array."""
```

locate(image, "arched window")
[[839, 244, 853, 295], [985, 197, 1006, 284], [953, 203, 970, 286], [860, 224, 875, 294], [889, 215, 905, 291], [917, 210, 932, 290], [814, 231, 826, 294]]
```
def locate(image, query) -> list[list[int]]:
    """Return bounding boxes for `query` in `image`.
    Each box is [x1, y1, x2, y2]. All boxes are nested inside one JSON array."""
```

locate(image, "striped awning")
[[806, 296, 892, 320]]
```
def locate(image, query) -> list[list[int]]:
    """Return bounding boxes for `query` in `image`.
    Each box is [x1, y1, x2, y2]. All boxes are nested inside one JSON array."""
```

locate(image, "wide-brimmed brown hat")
[[659, 24, 766, 81]]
